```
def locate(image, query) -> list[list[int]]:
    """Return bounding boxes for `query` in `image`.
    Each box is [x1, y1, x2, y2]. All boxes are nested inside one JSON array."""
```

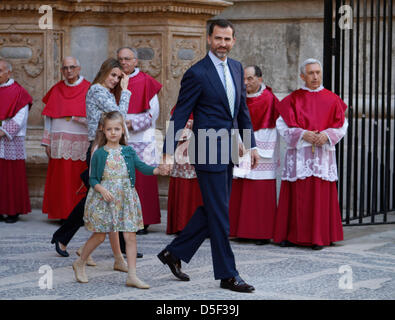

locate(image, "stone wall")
[[0, 0, 232, 210], [216, 0, 325, 99], [1, 0, 394, 212]]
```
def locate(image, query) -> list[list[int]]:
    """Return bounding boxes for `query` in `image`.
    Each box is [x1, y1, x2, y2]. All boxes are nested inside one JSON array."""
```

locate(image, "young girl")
[[72, 111, 163, 289]]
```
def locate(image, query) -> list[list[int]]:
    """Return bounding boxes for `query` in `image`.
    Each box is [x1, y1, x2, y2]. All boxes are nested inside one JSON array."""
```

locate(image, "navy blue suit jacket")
[[164, 53, 256, 172]]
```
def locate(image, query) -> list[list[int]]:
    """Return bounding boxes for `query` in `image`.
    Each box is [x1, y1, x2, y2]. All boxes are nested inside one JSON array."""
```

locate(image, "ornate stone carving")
[[53, 31, 64, 84], [171, 36, 203, 79], [0, 33, 44, 78], [0, 1, 231, 16], [0, 34, 44, 79], [127, 35, 162, 79], [0, 32, 45, 126]]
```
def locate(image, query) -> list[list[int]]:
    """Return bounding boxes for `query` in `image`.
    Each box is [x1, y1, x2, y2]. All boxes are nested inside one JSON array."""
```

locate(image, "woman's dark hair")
[[208, 19, 235, 38], [91, 58, 123, 103]]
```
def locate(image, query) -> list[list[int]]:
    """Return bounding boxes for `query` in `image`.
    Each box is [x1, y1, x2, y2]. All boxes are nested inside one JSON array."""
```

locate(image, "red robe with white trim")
[[41, 79, 90, 220], [0, 80, 32, 216], [229, 86, 280, 240], [127, 71, 162, 226], [273, 87, 347, 246]]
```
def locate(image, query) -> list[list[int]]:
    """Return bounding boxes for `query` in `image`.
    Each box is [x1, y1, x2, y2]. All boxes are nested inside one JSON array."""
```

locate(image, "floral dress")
[[84, 146, 144, 232]]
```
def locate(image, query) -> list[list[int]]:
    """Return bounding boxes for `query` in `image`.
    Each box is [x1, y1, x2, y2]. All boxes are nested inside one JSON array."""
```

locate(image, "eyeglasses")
[[62, 65, 78, 71], [118, 57, 136, 62]]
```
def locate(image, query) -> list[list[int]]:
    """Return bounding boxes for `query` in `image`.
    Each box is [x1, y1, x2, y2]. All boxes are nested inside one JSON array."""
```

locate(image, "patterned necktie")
[[221, 61, 235, 117]]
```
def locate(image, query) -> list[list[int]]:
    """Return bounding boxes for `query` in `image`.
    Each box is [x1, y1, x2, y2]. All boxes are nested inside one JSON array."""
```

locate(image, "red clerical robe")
[[0, 80, 32, 216], [42, 79, 90, 117], [41, 78, 90, 220], [229, 86, 280, 241], [166, 106, 202, 234], [127, 71, 162, 227], [273, 87, 348, 247]]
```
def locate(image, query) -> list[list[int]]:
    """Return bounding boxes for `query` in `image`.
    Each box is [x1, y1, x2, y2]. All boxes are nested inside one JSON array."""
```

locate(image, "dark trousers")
[[52, 196, 86, 246], [166, 165, 238, 280]]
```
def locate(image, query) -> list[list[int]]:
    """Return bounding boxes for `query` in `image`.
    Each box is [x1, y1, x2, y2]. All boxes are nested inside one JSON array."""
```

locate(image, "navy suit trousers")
[[166, 165, 238, 280]]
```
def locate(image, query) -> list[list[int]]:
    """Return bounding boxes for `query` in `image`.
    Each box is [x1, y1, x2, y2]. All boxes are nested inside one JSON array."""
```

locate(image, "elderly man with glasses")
[[116, 47, 163, 237], [41, 56, 91, 222]]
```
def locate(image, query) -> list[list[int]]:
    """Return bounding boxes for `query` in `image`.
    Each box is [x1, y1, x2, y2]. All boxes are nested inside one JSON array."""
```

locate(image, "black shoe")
[[136, 229, 148, 235], [5, 214, 19, 223], [0, 215, 5, 222], [51, 238, 69, 257], [220, 276, 255, 293], [280, 240, 295, 247], [256, 239, 271, 245], [157, 249, 190, 281], [137, 252, 143, 258], [312, 245, 324, 250]]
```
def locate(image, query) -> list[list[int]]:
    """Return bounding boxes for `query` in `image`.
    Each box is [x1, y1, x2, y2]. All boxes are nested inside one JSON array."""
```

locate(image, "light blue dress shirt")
[[208, 50, 236, 108]]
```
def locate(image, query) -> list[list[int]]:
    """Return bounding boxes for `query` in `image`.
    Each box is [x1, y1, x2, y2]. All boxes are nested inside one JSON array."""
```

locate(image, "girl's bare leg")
[[73, 232, 106, 283], [80, 233, 106, 261], [124, 232, 149, 289], [110, 232, 128, 272], [109, 232, 123, 256]]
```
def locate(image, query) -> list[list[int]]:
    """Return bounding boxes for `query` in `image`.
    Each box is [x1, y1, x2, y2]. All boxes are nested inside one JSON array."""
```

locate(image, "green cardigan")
[[89, 145, 155, 188]]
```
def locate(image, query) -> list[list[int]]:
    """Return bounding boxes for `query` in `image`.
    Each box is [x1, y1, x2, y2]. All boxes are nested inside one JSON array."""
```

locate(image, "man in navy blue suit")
[[158, 19, 259, 293]]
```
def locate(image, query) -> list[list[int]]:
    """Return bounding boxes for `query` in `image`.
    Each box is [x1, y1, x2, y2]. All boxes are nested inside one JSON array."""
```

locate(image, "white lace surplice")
[[42, 117, 90, 161], [0, 79, 29, 160], [41, 77, 90, 161], [126, 68, 160, 166], [276, 116, 348, 182], [233, 128, 280, 180]]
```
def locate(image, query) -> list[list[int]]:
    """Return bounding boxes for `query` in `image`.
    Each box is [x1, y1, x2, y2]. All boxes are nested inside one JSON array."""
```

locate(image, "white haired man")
[[41, 56, 90, 222], [0, 59, 32, 223], [273, 58, 348, 250], [117, 47, 162, 236]]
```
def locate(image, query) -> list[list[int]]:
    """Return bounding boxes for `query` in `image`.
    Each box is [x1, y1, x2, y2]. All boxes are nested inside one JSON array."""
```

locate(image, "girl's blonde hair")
[[93, 111, 128, 149]]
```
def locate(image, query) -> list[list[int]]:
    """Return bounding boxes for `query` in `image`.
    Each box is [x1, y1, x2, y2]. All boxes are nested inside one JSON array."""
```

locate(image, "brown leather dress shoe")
[[220, 276, 255, 293], [157, 249, 190, 281]]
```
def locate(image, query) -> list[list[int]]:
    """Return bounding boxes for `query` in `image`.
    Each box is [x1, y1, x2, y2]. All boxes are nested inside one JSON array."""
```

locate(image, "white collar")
[[0, 78, 14, 88], [208, 50, 228, 67], [301, 85, 324, 92], [128, 68, 140, 79], [65, 76, 84, 87], [246, 84, 267, 98]]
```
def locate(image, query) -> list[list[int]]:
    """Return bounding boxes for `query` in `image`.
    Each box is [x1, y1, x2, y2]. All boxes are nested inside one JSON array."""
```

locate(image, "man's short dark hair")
[[208, 19, 235, 37], [246, 65, 263, 78]]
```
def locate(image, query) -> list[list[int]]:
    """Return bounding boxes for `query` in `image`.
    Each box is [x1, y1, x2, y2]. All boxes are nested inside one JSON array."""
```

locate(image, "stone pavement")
[[0, 209, 394, 301]]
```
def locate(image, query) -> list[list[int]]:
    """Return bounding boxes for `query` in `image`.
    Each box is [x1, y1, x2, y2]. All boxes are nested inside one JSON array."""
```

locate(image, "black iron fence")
[[323, 0, 394, 225]]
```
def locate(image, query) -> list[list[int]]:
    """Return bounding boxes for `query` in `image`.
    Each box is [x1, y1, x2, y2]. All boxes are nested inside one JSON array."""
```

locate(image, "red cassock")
[[128, 72, 162, 226], [166, 106, 203, 234], [273, 88, 347, 246], [0, 81, 32, 216], [41, 79, 90, 220], [229, 86, 280, 240], [167, 175, 203, 234]]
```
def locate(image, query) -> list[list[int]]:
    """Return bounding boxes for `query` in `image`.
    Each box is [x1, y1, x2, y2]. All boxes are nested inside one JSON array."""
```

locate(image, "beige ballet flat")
[[126, 270, 150, 289], [113, 257, 128, 273], [76, 246, 97, 267], [72, 258, 88, 283]]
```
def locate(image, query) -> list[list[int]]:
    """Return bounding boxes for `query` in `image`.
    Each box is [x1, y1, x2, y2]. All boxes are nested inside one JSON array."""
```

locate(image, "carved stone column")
[[0, 0, 232, 209]]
